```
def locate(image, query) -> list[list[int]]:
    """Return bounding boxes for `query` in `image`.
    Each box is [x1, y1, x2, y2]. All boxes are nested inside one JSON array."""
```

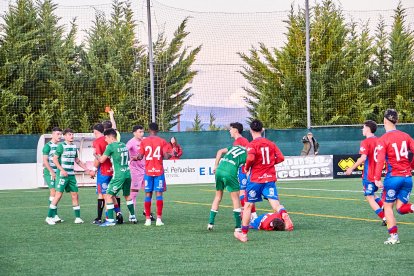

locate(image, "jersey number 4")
[[145, 146, 161, 160], [392, 141, 408, 161]]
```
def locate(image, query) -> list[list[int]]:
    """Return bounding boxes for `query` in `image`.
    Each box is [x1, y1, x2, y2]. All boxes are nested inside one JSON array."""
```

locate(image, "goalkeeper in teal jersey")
[[208, 145, 247, 232], [97, 128, 137, 226]]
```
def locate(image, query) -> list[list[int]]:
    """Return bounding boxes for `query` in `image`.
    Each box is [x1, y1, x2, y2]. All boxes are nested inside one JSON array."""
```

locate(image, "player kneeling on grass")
[[249, 212, 287, 231], [96, 129, 137, 226], [208, 145, 247, 232], [46, 128, 90, 225]]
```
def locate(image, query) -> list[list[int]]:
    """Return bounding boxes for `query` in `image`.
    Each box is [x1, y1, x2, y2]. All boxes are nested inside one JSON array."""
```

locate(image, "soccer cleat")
[[116, 212, 124, 224], [207, 224, 214, 231], [382, 219, 387, 226], [143, 211, 156, 222], [384, 235, 400, 245], [282, 213, 294, 231], [144, 219, 152, 226], [100, 220, 116, 227], [45, 217, 56, 225], [129, 215, 138, 224], [234, 231, 248, 243], [156, 218, 164, 226], [92, 218, 102, 225], [74, 218, 84, 224], [53, 215, 63, 223]]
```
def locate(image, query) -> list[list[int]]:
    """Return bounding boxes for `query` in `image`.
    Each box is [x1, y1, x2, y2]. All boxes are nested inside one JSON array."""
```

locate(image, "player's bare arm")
[[75, 157, 90, 174], [53, 154, 68, 177], [97, 154, 109, 164], [43, 155, 56, 180], [213, 148, 228, 173], [108, 109, 117, 130], [345, 154, 366, 175]]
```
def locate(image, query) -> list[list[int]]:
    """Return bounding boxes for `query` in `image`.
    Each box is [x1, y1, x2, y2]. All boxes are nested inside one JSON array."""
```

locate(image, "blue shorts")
[[238, 167, 248, 190], [362, 179, 378, 196], [144, 174, 166, 193], [96, 168, 112, 195], [383, 174, 412, 203], [246, 181, 279, 203]]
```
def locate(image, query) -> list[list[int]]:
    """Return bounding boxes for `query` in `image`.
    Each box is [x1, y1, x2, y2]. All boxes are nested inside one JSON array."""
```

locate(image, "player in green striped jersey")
[[208, 145, 247, 232], [96, 128, 136, 226], [43, 127, 62, 223], [45, 128, 91, 225]]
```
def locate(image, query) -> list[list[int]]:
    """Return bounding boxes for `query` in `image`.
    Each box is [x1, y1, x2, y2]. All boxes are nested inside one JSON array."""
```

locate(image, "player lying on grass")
[[208, 145, 246, 232], [345, 120, 386, 226], [96, 128, 137, 226], [235, 119, 293, 243], [42, 127, 63, 223], [374, 109, 414, 245], [46, 128, 90, 225], [249, 212, 286, 231]]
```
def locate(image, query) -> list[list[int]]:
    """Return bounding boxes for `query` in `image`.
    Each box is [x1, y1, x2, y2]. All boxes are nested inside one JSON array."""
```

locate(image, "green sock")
[[107, 204, 114, 220], [127, 201, 135, 216], [73, 206, 80, 218], [47, 207, 56, 218], [209, 209, 218, 224], [233, 209, 242, 228]]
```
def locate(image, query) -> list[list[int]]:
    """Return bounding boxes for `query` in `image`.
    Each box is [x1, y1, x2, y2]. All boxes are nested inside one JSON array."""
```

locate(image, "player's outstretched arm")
[[108, 109, 117, 130], [345, 154, 366, 175]]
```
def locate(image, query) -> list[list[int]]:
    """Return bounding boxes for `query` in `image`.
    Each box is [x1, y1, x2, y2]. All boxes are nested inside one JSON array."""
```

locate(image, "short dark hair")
[[51, 127, 62, 132], [132, 125, 144, 132], [149, 122, 159, 132], [103, 128, 117, 138], [93, 123, 104, 134], [230, 122, 243, 134], [102, 120, 112, 130], [272, 218, 285, 231], [250, 119, 263, 132], [364, 120, 377, 133], [63, 128, 74, 135], [384, 109, 398, 124]]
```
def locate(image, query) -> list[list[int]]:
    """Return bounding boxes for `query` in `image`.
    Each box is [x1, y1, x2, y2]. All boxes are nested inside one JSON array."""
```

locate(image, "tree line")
[[240, 0, 414, 128], [0, 0, 200, 134]]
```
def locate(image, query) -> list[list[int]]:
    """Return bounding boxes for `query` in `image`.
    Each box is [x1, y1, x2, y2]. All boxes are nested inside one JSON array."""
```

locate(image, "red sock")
[[240, 196, 245, 208], [156, 199, 163, 218], [241, 226, 249, 234], [377, 209, 385, 219], [251, 204, 256, 213], [397, 203, 413, 215], [388, 225, 398, 234], [279, 209, 287, 215], [376, 199, 384, 208], [144, 201, 152, 219]]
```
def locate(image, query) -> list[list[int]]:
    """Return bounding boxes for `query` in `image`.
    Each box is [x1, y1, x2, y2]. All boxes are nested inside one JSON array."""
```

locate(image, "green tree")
[[188, 111, 203, 131]]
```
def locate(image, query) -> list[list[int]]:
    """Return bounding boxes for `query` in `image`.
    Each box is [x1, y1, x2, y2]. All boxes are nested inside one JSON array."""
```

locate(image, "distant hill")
[[171, 104, 250, 131]]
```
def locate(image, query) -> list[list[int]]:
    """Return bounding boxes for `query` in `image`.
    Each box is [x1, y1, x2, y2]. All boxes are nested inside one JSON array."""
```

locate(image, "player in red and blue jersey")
[[249, 212, 286, 231], [138, 122, 172, 226], [374, 109, 414, 245], [345, 120, 386, 225], [234, 119, 293, 243]]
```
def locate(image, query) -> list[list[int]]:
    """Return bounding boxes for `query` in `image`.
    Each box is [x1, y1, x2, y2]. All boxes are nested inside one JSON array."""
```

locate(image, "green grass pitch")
[[1, 179, 414, 275]]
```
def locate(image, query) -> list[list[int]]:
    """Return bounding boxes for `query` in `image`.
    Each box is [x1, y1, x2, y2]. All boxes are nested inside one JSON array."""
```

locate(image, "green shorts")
[[43, 170, 56, 189], [107, 176, 131, 196], [215, 169, 240, 193], [56, 174, 78, 193]]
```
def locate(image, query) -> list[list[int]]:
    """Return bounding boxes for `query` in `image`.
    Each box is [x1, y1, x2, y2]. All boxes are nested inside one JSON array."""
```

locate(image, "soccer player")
[[126, 125, 155, 222], [234, 119, 293, 243], [89, 123, 113, 224], [102, 110, 123, 223], [137, 122, 172, 226], [97, 129, 137, 226], [208, 145, 246, 232], [345, 120, 386, 225], [214, 122, 257, 218], [249, 212, 286, 231], [43, 127, 63, 223], [374, 109, 414, 244], [45, 128, 90, 225]]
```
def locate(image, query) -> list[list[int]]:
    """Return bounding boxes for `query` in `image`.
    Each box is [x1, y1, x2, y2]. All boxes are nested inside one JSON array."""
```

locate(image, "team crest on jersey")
[[387, 189, 396, 198], [242, 179, 247, 185], [249, 190, 256, 198]]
